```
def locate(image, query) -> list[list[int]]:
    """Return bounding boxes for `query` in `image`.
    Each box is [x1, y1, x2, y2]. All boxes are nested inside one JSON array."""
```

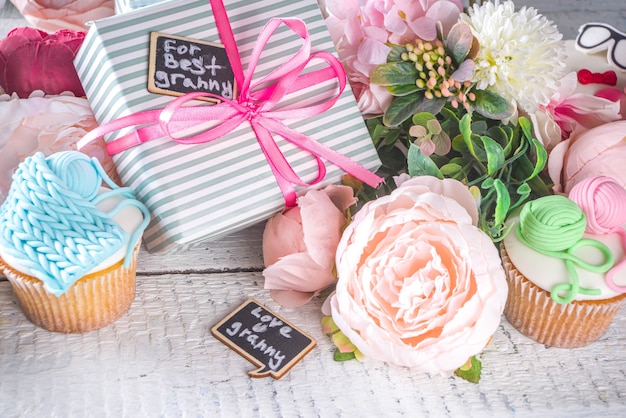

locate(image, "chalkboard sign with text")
[[212, 299, 316, 379], [148, 32, 235, 101]]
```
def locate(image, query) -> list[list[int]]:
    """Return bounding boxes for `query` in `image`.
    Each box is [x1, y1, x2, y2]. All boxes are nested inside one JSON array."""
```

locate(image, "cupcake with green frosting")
[[0, 151, 150, 333], [501, 185, 626, 348]]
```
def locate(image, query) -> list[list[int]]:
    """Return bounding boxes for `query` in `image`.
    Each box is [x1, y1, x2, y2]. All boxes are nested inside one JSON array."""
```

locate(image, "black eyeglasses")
[[576, 23, 626, 71]]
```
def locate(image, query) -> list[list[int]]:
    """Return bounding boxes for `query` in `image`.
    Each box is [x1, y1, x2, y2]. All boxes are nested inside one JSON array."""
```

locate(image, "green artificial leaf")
[[492, 178, 511, 227], [471, 120, 489, 135], [445, 22, 474, 66], [378, 145, 407, 174], [387, 44, 406, 62], [383, 92, 426, 127], [518, 116, 534, 141], [367, 118, 387, 146], [370, 61, 419, 86], [439, 105, 461, 123], [333, 348, 357, 362], [510, 182, 532, 211], [412, 112, 436, 128], [516, 182, 531, 197], [440, 162, 465, 180], [528, 138, 548, 179], [451, 133, 468, 153], [481, 177, 494, 189], [427, 118, 442, 135], [382, 128, 402, 146], [454, 356, 482, 384], [471, 89, 515, 120], [419, 96, 447, 116], [480, 135, 505, 175], [459, 112, 473, 150], [387, 83, 422, 96], [408, 143, 443, 178]]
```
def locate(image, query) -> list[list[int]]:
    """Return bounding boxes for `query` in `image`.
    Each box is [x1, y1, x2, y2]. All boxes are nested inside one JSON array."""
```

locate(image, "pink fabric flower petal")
[[262, 210, 305, 266], [323, 183, 356, 211], [6, 27, 47, 41], [0, 34, 32, 57], [10, 0, 115, 32], [425, 1, 464, 37], [0, 95, 115, 203], [4, 42, 85, 97], [263, 252, 337, 293], [262, 185, 354, 307], [0, 54, 5, 92], [407, 16, 437, 41], [269, 289, 316, 309], [300, 186, 354, 268]]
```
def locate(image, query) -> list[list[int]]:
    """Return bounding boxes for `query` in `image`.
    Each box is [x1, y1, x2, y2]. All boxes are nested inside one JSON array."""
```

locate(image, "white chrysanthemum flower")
[[460, 0, 566, 113]]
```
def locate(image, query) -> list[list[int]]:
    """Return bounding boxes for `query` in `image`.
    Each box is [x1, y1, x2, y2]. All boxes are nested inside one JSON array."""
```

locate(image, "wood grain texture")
[[1, 274, 626, 417]]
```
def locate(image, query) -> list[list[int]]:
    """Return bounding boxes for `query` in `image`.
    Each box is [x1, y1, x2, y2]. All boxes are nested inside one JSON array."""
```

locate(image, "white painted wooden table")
[[1, 1, 626, 417]]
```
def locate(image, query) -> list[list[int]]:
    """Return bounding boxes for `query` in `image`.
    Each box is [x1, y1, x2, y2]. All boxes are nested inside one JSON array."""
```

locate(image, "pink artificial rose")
[[329, 176, 507, 375], [0, 27, 85, 98], [320, 0, 463, 117], [548, 120, 626, 194], [10, 0, 115, 32], [262, 184, 356, 308], [0, 93, 118, 203]]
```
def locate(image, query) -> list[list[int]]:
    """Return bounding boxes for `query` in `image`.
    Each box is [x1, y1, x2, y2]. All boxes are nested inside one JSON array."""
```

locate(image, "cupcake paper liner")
[[501, 246, 626, 348], [0, 244, 139, 333]]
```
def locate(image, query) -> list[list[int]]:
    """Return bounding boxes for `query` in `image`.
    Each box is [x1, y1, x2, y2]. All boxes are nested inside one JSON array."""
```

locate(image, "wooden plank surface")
[[1, 1, 626, 417], [2, 273, 626, 417]]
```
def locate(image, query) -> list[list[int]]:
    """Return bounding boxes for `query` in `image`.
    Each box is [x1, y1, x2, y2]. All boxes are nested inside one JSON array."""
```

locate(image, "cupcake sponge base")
[[501, 246, 626, 348], [0, 245, 139, 333]]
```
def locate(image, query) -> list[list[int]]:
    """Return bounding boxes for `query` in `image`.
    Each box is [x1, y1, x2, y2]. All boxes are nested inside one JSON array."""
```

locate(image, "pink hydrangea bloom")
[[320, 0, 463, 117]]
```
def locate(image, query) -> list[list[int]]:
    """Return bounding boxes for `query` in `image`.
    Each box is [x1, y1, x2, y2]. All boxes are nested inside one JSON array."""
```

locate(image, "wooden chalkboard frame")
[[211, 299, 317, 379], [147, 31, 236, 102]]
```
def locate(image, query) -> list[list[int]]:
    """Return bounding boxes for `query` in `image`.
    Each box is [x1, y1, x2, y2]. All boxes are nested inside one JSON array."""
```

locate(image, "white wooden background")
[[1, 1, 626, 417]]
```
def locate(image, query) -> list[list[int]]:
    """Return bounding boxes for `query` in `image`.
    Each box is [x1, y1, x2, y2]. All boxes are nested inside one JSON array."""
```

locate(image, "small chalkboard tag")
[[211, 299, 316, 379], [148, 31, 236, 101]]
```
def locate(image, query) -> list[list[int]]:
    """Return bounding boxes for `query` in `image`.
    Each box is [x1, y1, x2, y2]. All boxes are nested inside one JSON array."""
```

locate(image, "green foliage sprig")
[[370, 22, 514, 128], [365, 105, 552, 241]]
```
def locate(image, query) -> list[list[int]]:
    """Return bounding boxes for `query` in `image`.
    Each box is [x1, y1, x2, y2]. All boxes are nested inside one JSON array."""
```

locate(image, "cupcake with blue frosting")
[[0, 151, 150, 333]]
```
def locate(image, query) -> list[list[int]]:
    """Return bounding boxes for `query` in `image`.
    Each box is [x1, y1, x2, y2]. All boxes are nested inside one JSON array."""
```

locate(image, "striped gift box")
[[74, 0, 381, 252]]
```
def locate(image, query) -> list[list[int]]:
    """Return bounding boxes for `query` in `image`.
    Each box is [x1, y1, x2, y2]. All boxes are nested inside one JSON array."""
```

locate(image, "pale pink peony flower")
[[0, 92, 117, 203], [0, 27, 85, 98], [262, 184, 356, 308], [10, 0, 115, 32], [548, 120, 626, 195], [320, 0, 463, 117], [329, 176, 507, 375]]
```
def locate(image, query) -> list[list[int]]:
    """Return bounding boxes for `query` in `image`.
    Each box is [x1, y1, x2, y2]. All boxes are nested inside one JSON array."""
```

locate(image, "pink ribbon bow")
[[78, 0, 383, 207]]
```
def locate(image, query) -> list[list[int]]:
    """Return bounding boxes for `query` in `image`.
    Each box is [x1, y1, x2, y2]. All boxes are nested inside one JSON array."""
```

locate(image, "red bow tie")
[[577, 69, 618, 86]]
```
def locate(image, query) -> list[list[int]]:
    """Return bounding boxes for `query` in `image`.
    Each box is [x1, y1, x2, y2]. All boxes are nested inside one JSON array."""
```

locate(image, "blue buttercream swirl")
[[0, 151, 150, 296]]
